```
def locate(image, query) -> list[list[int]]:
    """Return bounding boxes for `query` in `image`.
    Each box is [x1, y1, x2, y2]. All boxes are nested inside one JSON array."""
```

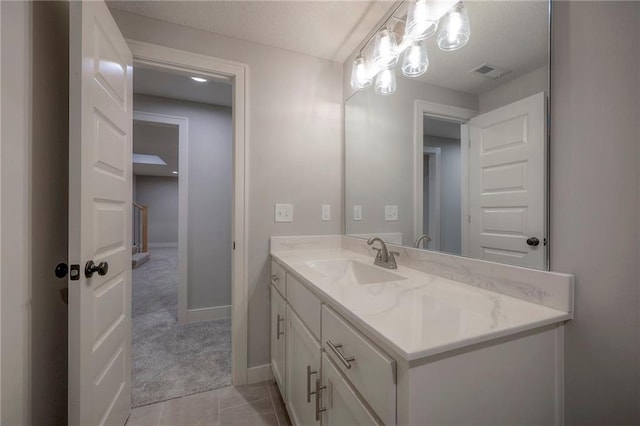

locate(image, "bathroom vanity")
[[270, 236, 573, 425]]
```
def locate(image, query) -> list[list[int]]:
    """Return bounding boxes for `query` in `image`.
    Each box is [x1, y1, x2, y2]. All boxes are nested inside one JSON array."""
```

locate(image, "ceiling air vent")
[[470, 63, 510, 80]]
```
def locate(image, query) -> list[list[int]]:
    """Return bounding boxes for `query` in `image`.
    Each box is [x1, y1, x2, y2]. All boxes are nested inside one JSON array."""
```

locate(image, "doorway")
[[130, 65, 235, 406]]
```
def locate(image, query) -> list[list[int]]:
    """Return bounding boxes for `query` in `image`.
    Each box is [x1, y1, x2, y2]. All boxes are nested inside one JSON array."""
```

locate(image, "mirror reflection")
[[345, 1, 549, 270]]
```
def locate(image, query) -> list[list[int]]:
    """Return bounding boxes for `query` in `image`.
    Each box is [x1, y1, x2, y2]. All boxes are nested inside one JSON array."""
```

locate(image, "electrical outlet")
[[385, 205, 398, 221], [321, 204, 331, 221], [353, 205, 362, 221], [275, 204, 293, 223]]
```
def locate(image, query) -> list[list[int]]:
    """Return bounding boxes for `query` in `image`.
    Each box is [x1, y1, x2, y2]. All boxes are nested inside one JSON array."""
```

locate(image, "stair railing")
[[132, 202, 148, 253]]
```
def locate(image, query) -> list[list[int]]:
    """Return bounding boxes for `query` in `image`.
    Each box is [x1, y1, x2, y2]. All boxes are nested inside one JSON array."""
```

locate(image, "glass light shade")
[[402, 41, 429, 77], [405, 0, 439, 41], [437, 2, 471, 51], [373, 28, 399, 69], [350, 55, 372, 90], [374, 68, 397, 96]]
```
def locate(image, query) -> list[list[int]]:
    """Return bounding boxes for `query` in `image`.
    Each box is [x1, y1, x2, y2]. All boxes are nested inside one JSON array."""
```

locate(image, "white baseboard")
[[148, 242, 178, 248], [247, 364, 273, 384], [186, 305, 231, 323]]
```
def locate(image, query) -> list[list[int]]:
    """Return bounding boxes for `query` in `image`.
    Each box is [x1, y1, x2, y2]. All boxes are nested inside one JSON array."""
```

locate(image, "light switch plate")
[[385, 205, 398, 221], [353, 205, 362, 221], [275, 204, 293, 223], [321, 204, 331, 221]]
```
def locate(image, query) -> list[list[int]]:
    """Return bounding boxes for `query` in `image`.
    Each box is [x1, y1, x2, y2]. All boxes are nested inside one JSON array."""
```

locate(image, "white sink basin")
[[306, 259, 407, 285]]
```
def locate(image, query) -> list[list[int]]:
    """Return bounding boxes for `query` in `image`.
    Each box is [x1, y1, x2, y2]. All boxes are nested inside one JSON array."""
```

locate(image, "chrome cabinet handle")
[[326, 340, 355, 369], [306, 365, 318, 403], [276, 314, 284, 339], [315, 378, 326, 421]]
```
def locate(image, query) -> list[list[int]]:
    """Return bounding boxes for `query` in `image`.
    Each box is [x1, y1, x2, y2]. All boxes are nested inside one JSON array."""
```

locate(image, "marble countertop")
[[271, 247, 572, 362]]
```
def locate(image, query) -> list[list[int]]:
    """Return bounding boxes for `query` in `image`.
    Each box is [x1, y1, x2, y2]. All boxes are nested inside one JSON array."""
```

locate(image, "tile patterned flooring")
[[126, 381, 292, 426]]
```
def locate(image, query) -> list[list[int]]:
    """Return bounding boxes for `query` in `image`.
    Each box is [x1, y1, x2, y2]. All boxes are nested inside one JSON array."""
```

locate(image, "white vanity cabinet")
[[286, 307, 321, 426], [270, 261, 287, 397], [270, 285, 286, 398], [270, 249, 570, 426], [319, 352, 382, 426]]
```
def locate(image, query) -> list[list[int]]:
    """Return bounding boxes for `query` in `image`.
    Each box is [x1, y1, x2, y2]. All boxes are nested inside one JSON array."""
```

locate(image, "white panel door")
[[68, 1, 133, 424], [467, 92, 546, 268]]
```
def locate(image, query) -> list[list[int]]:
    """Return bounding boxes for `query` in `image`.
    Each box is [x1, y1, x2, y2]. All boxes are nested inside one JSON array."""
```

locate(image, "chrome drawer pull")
[[276, 314, 285, 339], [315, 378, 327, 421], [306, 365, 318, 403], [326, 340, 355, 369], [271, 274, 280, 284]]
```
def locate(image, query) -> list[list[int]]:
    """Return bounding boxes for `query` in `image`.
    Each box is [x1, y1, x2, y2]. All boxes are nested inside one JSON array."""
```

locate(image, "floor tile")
[[218, 398, 278, 426], [126, 402, 164, 426], [266, 380, 291, 426], [218, 382, 270, 410], [159, 389, 219, 426]]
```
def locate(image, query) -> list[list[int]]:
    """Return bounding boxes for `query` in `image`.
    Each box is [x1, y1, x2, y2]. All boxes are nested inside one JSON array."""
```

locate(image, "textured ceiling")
[[107, 0, 395, 62]]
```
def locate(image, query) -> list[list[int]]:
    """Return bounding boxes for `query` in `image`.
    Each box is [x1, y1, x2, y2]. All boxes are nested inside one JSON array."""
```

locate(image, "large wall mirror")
[[345, 1, 550, 270]]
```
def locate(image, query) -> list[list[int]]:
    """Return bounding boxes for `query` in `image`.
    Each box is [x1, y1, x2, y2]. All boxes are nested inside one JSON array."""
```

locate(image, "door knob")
[[84, 260, 109, 278], [526, 237, 540, 247]]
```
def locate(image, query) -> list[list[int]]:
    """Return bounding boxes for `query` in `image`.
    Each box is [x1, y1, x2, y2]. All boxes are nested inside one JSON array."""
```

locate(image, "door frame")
[[128, 40, 249, 385], [133, 111, 190, 324], [413, 100, 476, 246], [423, 146, 441, 250]]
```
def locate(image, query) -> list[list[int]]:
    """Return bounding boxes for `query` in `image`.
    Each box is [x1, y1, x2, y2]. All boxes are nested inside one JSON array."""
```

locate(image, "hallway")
[[132, 248, 231, 407]]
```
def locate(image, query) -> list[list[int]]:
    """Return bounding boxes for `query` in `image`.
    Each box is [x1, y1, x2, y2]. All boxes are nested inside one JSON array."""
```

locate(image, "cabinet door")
[[321, 353, 382, 426], [271, 286, 287, 399], [286, 307, 321, 426]]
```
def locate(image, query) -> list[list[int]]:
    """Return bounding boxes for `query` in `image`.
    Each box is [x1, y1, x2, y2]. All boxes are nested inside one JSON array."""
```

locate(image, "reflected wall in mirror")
[[345, 1, 549, 270]]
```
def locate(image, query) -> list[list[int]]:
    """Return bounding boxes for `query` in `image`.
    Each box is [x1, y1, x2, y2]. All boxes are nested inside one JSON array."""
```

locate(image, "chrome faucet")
[[414, 234, 432, 249], [367, 236, 399, 269]]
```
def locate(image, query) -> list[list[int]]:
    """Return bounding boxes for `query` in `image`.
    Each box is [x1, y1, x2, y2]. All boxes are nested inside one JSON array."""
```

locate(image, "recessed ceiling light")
[[133, 154, 167, 165], [191, 76, 207, 83], [172, 171, 178, 174]]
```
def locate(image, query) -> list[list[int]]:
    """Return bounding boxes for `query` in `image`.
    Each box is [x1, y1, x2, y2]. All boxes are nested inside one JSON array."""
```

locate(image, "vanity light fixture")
[[191, 76, 208, 83], [401, 40, 429, 77], [405, 0, 439, 41], [375, 68, 397, 95], [373, 27, 400, 69], [437, 2, 471, 51], [350, 55, 372, 90], [350, 0, 468, 96]]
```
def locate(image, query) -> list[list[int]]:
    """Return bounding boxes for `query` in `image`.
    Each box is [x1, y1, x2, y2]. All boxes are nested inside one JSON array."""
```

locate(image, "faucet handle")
[[371, 247, 382, 259], [390, 251, 400, 257]]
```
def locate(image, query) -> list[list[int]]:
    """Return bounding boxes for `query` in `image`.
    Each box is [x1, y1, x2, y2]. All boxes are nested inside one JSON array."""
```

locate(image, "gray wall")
[[135, 176, 179, 245], [478, 65, 548, 113], [134, 94, 233, 310], [2, 2, 69, 424], [345, 78, 477, 245], [551, 2, 640, 423], [423, 136, 461, 255], [111, 10, 345, 367]]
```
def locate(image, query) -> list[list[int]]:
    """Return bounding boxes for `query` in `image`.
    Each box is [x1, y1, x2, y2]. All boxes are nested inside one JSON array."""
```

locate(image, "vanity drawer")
[[321, 305, 396, 425], [286, 273, 321, 340], [271, 260, 286, 296]]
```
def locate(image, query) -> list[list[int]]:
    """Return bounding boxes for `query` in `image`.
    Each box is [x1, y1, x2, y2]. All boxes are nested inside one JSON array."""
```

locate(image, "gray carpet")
[[132, 248, 231, 407]]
